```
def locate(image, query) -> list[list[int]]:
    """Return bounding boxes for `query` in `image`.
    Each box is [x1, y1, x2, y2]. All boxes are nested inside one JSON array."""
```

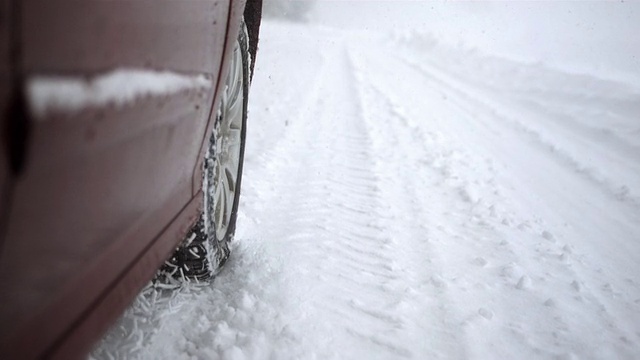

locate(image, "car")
[[0, 1, 262, 358]]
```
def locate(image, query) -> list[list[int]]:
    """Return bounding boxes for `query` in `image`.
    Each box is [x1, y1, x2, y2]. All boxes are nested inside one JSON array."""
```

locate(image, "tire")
[[156, 22, 249, 285]]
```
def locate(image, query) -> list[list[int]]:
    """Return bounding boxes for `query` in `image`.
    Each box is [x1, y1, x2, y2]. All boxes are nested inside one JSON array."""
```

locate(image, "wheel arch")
[[243, 0, 262, 82]]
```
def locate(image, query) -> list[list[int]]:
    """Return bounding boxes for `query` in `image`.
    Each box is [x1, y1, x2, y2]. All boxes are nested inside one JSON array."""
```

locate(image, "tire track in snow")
[[355, 72, 636, 358], [346, 49, 470, 359], [349, 38, 640, 358], [292, 45, 415, 358], [398, 55, 640, 213], [240, 42, 419, 358], [392, 53, 640, 332]]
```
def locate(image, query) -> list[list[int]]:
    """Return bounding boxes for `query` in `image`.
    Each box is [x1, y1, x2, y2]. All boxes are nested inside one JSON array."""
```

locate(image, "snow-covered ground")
[[93, 11, 640, 360]]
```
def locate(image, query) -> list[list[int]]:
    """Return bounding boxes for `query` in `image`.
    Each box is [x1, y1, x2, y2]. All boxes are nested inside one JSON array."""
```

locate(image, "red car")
[[0, 1, 262, 358]]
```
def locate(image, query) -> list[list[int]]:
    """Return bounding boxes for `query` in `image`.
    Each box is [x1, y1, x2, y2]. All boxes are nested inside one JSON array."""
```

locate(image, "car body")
[[0, 1, 261, 358]]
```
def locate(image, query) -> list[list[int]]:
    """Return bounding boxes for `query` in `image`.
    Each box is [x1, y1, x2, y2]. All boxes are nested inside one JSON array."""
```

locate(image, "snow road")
[[94, 21, 640, 359]]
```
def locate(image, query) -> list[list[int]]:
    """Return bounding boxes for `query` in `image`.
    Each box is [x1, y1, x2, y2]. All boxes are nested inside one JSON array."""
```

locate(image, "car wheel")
[[157, 22, 249, 285]]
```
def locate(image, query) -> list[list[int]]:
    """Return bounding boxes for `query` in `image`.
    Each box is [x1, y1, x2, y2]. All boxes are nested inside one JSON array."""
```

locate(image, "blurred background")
[[266, 0, 640, 85]]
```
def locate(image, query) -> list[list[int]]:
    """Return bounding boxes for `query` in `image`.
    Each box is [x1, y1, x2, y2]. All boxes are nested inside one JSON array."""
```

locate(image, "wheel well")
[[243, 0, 262, 81]]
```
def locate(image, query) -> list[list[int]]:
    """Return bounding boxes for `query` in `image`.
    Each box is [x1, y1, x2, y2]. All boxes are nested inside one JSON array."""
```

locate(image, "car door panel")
[[0, 0, 234, 358], [0, 0, 10, 231], [22, 0, 229, 75]]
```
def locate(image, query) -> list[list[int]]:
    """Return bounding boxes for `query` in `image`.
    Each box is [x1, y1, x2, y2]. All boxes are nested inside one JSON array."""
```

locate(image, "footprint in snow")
[[501, 263, 524, 280], [458, 187, 480, 204], [541, 230, 555, 242], [471, 257, 488, 267], [602, 283, 615, 295], [478, 308, 494, 320], [571, 280, 582, 292], [429, 275, 448, 289], [516, 275, 532, 290]]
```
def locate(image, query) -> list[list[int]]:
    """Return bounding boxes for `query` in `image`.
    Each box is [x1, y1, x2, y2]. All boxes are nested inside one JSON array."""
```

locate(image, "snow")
[[27, 69, 211, 119], [93, 4, 640, 360]]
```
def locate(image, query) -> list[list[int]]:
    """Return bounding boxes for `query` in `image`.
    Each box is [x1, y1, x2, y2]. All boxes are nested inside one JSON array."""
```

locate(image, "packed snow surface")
[[94, 19, 640, 360]]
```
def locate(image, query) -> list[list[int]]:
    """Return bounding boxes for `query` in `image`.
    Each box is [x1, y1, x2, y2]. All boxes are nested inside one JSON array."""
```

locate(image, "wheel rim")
[[211, 40, 244, 241]]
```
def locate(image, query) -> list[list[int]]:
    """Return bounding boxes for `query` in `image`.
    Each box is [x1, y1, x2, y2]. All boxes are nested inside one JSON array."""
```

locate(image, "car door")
[[0, 1, 234, 358]]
